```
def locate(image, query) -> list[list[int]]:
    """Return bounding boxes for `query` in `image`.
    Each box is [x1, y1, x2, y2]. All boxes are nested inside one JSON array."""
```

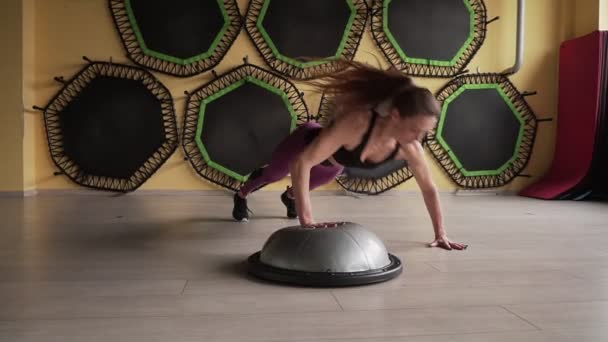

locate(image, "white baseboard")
[[0, 189, 38, 197], [14, 188, 516, 197], [31, 189, 351, 197], [31, 189, 225, 197], [453, 189, 517, 196]]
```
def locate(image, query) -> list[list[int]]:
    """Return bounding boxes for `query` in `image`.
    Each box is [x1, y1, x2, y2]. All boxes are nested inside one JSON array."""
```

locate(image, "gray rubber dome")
[[247, 222, 402, 287], [260, 222, 391, 273]]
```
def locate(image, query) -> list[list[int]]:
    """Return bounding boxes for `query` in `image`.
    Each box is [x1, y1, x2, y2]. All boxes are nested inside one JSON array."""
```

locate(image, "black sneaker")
[[281, 190, 298, 219], [232, 193, 251, 222]]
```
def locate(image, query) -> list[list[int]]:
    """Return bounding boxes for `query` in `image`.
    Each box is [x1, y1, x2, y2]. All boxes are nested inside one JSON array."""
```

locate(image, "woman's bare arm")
[[289, 113, 365, 225], [400, 141, 467, 250]]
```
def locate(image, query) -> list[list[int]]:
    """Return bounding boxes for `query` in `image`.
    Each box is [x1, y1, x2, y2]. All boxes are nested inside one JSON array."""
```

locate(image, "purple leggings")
[[239, 122, 344, 196]]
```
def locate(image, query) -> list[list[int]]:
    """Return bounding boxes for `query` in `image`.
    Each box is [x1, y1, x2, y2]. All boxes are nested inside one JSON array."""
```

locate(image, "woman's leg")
[[238, 122, 322, 197], [232, 122, 322, 221]]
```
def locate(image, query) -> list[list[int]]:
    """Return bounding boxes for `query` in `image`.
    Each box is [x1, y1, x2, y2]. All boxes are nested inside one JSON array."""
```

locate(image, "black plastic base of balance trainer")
[[246, 252, 403, 287]]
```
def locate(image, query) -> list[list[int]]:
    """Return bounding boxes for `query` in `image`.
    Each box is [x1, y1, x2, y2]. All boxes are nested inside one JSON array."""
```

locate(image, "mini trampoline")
[[314, 94, 414, 195], [371, 0, 487, 77], [245, 0, 368, 79], [109, 0, 242, 77], [428, 74, 537, 188], [182, 63, 310, 191], [247, 222, 403, 287], [41, 60, 178, 192]]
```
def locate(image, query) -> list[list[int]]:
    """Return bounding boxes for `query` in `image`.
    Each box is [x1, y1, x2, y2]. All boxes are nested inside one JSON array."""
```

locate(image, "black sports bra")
[[307, 110, 401, 169]]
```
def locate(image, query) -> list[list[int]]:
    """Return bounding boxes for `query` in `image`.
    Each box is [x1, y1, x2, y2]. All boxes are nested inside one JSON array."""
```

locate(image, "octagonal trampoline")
[[371, 0, 487, 77], [314, 94, 414, 195], [427, 74, 537, 188], [42, 61, 178, 192], [182, 63, 310, 191], [109, 0, 242, 77], [245, 0, 368, 79]]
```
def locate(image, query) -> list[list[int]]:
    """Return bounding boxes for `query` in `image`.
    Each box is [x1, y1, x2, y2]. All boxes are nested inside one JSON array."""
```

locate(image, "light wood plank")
[[0, 280, 186, 298], [0, 306, 535, 341], [1, 292, 341, 320], [289, 327, 608, 342], [332, 281, 608, 311], [504, 301, 608, 329]]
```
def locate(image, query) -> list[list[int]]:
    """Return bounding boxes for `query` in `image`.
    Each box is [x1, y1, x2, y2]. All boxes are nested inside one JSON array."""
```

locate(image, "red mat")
[[519, 31, 604, 199]]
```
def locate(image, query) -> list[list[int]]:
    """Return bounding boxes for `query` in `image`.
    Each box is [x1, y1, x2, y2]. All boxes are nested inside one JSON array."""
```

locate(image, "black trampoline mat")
[[129, 0, 225, 60], [200, 81, 293, 176], [386, 0, 472, 62], [344, 160, 407, 179], [60, 76, 166, 179], [261, 0, 352, 60], [441, 88, 521, 171]]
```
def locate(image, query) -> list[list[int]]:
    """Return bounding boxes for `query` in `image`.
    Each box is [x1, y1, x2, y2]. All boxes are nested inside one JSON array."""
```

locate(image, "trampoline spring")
[[486, 16, 500, 25], [369, 6, 381, 16], [455, 69, 469, 77]]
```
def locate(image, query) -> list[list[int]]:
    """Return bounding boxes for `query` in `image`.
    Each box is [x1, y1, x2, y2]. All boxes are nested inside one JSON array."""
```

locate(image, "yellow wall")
[[601, 0, 608, 30], [0, 0, 24, 192], [16, 0, 603, 193], [572, 0, 601, 37]]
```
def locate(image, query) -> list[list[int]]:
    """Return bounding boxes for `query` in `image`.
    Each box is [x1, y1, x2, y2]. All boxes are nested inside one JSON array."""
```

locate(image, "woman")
[[232, 61, 467, 251]]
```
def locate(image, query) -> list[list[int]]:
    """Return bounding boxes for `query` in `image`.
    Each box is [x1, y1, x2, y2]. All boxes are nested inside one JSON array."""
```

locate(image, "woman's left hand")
[[429, 235, 468, 250]]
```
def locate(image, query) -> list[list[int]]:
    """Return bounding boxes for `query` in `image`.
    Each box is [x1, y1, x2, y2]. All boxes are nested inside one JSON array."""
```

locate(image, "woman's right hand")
[[299, 217, 315, 227]]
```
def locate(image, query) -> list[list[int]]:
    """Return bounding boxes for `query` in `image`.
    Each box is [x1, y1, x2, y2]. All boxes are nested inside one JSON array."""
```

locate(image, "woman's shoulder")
[[319, 109, 371, 148], [331, 109, 371, 131]]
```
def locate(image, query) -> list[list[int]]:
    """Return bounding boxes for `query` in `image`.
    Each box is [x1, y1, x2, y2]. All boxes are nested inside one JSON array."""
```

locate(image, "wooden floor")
[[0, 191, 607, 341]]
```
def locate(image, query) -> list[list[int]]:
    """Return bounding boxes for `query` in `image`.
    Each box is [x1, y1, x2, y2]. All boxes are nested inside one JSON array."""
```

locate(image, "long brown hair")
[[308, 60, 440, 121]]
